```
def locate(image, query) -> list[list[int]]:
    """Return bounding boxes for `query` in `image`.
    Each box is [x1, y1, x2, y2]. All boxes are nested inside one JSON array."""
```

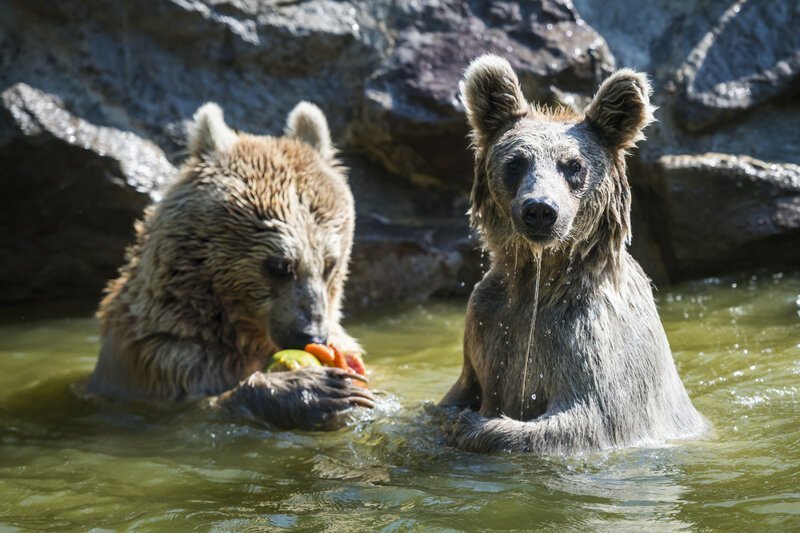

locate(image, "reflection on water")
[[0, 271, 798, 530]]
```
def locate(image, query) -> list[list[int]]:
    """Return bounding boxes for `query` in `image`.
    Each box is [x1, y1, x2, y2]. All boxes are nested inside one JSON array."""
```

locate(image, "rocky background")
[[1, 0, 798, 312]]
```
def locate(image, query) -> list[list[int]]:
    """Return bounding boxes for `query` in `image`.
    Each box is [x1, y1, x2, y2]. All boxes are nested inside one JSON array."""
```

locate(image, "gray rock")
[[0, 83, 176, 303], [1, 0, 797, 308], [0, 0, 383, 154], [348, 217, 480, 311], [675, 0, 800, 132], [353, 0, 614, 189], [342, 153, 480, 311], [643, 153, 800, 277], [577, 0, 800, 283], [0, 0, 614, 308]]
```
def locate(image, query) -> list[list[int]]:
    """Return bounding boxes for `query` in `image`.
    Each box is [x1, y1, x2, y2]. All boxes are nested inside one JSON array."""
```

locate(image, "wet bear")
[[441, 55, 708, 453], [88, 102, 374, 430]]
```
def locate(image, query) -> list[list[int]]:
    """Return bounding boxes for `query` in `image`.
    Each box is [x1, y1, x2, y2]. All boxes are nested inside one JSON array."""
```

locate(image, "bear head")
[[460, 54, 654, 262], [153, 101, 354, 351]]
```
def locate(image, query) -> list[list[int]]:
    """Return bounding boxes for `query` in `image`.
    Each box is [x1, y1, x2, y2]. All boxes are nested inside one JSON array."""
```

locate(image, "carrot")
[[329, 343, 349, 371], [304, 343, 335, 365], [329, 344, 368, 388], [345, 352, 366, 376]]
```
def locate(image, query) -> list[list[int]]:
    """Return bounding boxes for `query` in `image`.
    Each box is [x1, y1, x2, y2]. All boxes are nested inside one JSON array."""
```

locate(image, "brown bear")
[[440, 55, 708, 453], [87, 102, 374, 430]]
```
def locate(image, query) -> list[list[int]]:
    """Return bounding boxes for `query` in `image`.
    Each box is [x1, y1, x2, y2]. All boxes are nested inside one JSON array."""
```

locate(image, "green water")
[[1, 272, 798, 531]]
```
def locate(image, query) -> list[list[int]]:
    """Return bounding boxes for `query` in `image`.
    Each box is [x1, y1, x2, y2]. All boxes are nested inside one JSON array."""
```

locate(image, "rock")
[[352, 0, 615, 189], [675, 0, 800, 132], [643, 153, 800, 277], [0, 83, 176, 303], [0, 0, 616, 308], [342, 153, 480, 311], [2, 0, 796, 308], [576, 0, 800, 285], [0, 0, 384, 154], [348, 217, 480, 311]]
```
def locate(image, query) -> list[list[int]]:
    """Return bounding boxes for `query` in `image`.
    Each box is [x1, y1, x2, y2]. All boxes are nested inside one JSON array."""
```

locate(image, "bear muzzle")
[[511, 197, 560, 244]]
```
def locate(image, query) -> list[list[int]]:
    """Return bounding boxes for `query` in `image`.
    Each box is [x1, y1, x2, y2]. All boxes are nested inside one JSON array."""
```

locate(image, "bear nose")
[[522, 198, 558, 231]]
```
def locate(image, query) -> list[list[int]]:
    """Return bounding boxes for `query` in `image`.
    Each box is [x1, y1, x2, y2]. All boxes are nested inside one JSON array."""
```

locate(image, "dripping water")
[[513, 242, 519, 274], [519, 248, 542, 420]]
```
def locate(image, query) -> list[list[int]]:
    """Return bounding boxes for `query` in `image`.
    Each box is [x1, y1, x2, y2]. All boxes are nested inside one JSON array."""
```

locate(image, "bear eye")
[[504, 154, 529, 189], [323, 258, 336, 280], [560, 158, 586, 190], [264, 256, 295, 279]]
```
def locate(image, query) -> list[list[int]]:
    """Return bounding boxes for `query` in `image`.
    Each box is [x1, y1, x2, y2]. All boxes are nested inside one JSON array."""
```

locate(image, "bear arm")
[[112, 334, 240, 400], [440, 281, 496, 410], [439, 354, 481, 410], [213, 367, 376, 431], [447, 402, 601, 454]]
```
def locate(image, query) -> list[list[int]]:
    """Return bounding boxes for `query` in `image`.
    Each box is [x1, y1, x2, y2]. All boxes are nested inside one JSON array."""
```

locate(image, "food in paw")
[[319, 343, 368, 388], [267, 343, 368, 387], [267, 343, 367, 377], [302, 343, 336, 366], [266, 349, 323, 372], [309, 343, 366, 377]]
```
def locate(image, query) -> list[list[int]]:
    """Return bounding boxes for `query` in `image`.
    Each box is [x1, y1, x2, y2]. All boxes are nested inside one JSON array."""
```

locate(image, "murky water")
[[1, 271, 798, 530]]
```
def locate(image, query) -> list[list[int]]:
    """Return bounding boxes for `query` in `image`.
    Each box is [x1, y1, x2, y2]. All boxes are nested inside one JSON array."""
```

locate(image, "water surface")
[[1, 272, 798, 530]]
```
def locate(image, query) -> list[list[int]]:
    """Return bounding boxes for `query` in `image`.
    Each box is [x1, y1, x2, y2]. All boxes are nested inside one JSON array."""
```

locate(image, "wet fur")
[[88, 102, 373, 430], [441, 55, 707, 453]]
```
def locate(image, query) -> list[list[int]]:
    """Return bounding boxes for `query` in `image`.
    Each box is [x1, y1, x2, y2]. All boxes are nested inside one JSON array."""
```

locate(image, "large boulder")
[[0, 83, 175, 303], [342, 153, 480, 311], [349, 217, 480, 310], [641, 154, 800, 277], [674, 0, 800, 133]]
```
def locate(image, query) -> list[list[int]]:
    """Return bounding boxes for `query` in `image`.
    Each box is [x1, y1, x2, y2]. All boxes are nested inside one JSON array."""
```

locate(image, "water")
[[520, 249, 542, 420], [0, 271, 798, 530]]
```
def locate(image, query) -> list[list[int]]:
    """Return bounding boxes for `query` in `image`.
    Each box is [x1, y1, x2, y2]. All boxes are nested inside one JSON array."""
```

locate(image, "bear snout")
[[522, 198, 558, 231], [277, 330, 328, 351], [511, 197, 560, 243]]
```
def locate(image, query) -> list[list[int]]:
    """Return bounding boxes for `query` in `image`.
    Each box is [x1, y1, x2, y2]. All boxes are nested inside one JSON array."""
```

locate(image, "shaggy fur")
[[441, 55, 707, 453], [88, 102, 374, 430]]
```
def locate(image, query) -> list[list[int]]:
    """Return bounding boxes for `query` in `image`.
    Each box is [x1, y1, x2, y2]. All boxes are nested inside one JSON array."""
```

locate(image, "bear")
[[87, 101, 375, 430], [440, 54, 708, 453]]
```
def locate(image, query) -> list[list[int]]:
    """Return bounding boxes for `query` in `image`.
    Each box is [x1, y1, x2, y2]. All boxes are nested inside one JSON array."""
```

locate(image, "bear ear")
[[460, 54, 528, 147], [285, 101, 334, 160], [189, 102, 238, 156], [584, 69, 655, 151]]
